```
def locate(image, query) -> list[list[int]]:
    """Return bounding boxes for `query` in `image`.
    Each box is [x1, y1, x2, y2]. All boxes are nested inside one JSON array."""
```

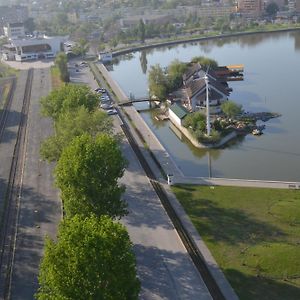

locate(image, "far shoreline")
[[111, 26, 300, 57]]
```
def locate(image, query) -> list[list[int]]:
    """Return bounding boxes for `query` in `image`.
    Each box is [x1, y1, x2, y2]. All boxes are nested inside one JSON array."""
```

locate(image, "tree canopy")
[[36, 215, 140, 300], [183, 111, 206, 133], [54, 52, 69, 82], [55, 133, 127, 218], [148, 64, 168, 100], [167, 59, 187, 90], [221, 100, 242, 118], [40, 84, 98, 120], [191, 56, 218, 70], [265, 2, 279, 16], [40, 107, 112, 162]]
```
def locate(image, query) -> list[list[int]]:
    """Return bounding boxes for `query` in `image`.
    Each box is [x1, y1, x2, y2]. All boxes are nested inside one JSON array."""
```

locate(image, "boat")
[[252, 129, 263, 135]]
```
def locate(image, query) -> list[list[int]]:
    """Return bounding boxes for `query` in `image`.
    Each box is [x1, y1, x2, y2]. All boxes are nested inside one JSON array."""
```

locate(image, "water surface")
[[110, 31, 300, 181]]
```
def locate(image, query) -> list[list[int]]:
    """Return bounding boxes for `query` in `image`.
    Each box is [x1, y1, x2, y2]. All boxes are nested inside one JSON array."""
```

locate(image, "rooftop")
[[170, 103, 189, 119]]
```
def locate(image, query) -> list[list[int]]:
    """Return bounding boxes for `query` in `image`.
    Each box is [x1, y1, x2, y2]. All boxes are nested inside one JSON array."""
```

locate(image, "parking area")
[[68, 59, 117, 116]]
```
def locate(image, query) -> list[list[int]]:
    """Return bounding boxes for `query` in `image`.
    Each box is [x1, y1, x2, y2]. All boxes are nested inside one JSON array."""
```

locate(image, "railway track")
[[119, 117, 226, 300], [0, 69, 34, 299], [0, 78, 17, 143]]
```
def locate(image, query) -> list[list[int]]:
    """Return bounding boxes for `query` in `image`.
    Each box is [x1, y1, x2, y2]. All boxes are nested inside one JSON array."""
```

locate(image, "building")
[[3, 22, 25, 40], [237, 0, 263, 17], [120, 15, 173, 28], [288, 0, 300, 12], [2, 35, 67, 61], [169, 103, 189, 127], [0, 5, 28, 34], [99, 52, 113, 63], [183, 63, 230, 113]]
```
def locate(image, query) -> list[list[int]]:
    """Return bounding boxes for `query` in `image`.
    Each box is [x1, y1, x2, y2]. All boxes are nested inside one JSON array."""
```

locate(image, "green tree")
[[54, 52, 69, 82], [72, 38, 89, 57], [221, 100, 242, 118], [40, 107, 112, 162], [55, 133, 127, 218], [183, 111, 206, 133], [24, 17, 36, 33], [36, 215, 140, 300], [191, 56, 218, 70], [266, 2, 279, 16], [148, 64, 168, 100], [40, 85, 98, 120], [167, 59, 187, 90], [138, 19, 145, 43]]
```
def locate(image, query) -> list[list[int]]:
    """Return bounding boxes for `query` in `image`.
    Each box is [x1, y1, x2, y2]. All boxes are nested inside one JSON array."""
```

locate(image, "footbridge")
[[119, 97, 163, 106]]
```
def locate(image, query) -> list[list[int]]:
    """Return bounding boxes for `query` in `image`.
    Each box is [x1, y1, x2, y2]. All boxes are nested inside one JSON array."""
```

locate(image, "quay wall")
[[170, 119, 238, 149]]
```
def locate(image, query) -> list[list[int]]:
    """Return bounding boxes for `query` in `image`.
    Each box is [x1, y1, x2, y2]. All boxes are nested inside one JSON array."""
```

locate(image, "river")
[[109, 31, 300, 181]]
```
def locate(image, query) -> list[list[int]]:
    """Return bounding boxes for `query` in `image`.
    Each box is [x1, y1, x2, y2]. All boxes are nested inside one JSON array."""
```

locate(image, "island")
[[148, 56, 280, 148]]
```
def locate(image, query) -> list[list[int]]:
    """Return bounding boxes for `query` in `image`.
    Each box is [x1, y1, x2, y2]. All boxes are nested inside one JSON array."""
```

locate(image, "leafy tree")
[[138, 19, 145, 43], [183, 111, 206, 133], [36, 215, 140, 300], [54, 52, 69, 82], [191, 56, 218, 70], [266, 2, 279, 16], [40, 85, 98, 120], [55, 133, 127, 218], [221, 100, 242, 118], [24, 17, 36, 33], [148, 64, 168, 100], [40, 107, 112, 162], [167, 59, 187, 90], [72, 38, 89, 57]]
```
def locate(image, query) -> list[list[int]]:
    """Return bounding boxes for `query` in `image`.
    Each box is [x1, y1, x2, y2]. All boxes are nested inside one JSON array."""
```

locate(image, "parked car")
[[100, 103, 113, 110], [106, 109, 118, 115]]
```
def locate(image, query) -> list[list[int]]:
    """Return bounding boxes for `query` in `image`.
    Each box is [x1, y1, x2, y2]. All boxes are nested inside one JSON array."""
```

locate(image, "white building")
[[169, 103, 189, 127], [2, 35, 67, 61], [3, 22, 25, 40], [99, 52, 113, 63]]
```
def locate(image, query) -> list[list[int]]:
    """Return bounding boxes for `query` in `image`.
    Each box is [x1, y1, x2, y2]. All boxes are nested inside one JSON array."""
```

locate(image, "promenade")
[[94, 62, 239, 300]]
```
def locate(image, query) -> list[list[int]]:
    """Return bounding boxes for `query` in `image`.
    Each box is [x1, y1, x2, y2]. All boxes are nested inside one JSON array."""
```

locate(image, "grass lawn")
[[0, 62, 18, 78], [172, 185, 300, 300], [50, 66, 64, 89]]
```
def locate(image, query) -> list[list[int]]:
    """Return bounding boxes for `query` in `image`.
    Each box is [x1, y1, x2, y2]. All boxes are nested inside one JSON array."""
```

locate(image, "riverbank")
[[111, 26, 300, 58], [172, 184, 300, 300]]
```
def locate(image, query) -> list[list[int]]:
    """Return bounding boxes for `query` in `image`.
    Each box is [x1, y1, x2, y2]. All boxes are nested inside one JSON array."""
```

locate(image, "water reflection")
[[139, 51, 148, 74]]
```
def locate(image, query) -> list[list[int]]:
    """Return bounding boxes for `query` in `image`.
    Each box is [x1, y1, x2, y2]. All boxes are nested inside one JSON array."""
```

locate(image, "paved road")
[[10, 68, 61, 299], [74, 62, 213, 299]]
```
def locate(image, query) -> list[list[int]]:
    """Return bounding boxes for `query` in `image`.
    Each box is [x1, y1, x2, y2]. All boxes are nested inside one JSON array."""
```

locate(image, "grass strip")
[[172, 184, 300, 300]]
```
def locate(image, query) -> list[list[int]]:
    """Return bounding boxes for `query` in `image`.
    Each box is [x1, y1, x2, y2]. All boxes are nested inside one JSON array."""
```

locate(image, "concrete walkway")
[[95, 62, 239, 300]]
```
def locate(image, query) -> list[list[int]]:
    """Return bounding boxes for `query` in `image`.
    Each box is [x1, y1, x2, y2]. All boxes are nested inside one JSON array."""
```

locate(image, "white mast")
[[204, 74, 211, 136]]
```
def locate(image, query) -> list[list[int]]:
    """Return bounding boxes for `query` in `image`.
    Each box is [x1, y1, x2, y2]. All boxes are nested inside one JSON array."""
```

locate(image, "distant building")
[[120, 15, 173, 28], [2, 35, 67, 61], [237, 0, 263, 17], [3, 23, 25, 40], [0, 5, 28, 34], [99, 52, 113, 63], [288, 0, 300, 12]]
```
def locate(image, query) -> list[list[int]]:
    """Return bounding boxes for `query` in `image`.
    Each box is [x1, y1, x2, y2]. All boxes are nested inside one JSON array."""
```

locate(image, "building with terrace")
[[2, 35, 67, 61]]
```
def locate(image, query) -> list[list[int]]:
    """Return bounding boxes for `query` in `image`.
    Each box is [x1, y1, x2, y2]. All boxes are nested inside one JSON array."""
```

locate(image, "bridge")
[[118, 97, 164, 106]]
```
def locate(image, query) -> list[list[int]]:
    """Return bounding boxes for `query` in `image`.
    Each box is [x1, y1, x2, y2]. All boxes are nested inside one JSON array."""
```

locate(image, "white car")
[[100, 103, 113, 110], [107, 109, 118, 115]]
